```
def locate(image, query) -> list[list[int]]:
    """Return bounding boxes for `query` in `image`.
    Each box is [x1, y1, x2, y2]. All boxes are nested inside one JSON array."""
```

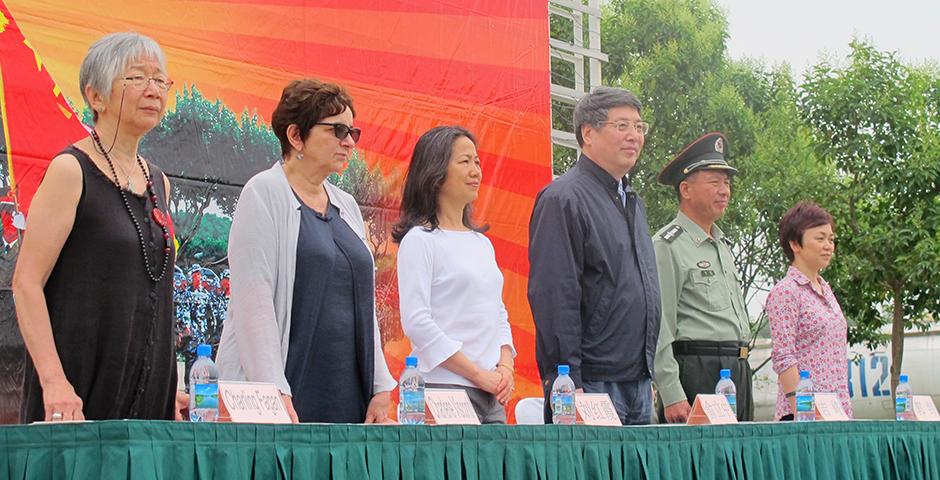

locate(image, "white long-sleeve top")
[[397, 227, 515, 387], [216, 162, 396, 396]]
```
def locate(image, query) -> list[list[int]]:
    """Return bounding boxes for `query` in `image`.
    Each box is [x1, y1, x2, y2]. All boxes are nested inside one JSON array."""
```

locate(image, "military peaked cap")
[[657, 132, 738, 186]]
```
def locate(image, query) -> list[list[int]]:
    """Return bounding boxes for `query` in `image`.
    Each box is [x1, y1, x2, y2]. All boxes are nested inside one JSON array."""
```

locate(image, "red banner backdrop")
[[0, 0, 551, 421]]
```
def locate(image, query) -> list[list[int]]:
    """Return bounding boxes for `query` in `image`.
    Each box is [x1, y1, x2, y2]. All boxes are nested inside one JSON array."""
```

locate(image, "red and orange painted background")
[[0, 0, 551, 421]]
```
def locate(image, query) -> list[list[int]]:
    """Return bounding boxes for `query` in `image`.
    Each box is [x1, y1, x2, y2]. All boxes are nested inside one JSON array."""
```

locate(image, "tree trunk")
[[890, 284, 905, 400]]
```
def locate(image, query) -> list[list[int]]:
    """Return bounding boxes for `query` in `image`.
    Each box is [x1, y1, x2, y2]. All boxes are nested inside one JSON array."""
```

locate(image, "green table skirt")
[[2, 420, 938, 479]]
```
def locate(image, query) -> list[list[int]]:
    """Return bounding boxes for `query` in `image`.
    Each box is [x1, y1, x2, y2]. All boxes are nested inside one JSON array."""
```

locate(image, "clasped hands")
[[472, 364, 515, 405]]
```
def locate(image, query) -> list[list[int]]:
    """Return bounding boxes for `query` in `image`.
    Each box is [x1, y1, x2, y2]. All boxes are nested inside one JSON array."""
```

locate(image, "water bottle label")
[[401, 391, 425, 412], [895, 397, 908, 413], [725, 395, 736, 413], [552, 394, 574, 414], [193, 383, 219, 409], [796, 394, 813, 413]]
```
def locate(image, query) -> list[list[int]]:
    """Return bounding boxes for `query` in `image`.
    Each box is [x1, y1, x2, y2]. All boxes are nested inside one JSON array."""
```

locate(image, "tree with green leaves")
[[799, 40, 940, 393], [172, 212, 232, 261], [599, 0, 834, 323], [139, 85, 276, 265]]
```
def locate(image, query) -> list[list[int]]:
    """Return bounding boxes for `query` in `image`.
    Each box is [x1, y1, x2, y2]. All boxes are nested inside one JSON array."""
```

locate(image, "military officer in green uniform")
[[653, 132, 753, 423]]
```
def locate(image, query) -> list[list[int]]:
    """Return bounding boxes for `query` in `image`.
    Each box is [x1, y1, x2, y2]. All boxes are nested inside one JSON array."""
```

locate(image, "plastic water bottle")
[[189, 344, 219, 422], [551, 365, 576, 425], [399, 356, 425, 425], [715, 368, 737, 417], [795, 370, 815, 422], [895, 374, 913, 421]]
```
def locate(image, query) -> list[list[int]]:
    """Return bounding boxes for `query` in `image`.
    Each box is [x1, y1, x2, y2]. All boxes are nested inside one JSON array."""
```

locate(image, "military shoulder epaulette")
[[660, 224, 683, 243]]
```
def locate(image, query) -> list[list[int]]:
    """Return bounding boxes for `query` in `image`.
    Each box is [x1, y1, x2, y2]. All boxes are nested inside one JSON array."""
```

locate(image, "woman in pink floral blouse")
[[766, 201, 853, 420]]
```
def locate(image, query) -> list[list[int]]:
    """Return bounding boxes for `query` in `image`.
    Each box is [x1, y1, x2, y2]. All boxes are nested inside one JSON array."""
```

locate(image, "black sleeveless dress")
[[20, 146, 177, 422]]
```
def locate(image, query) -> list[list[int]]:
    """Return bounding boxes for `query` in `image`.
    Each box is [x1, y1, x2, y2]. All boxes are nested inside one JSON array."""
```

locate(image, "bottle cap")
[[558, 364, 570, 376], [799, 370, 810, 379], [197, 344, 212, 357], [899, 374, 908, 383], [405, 356, 418, 368], [720, 368, 731, 378]]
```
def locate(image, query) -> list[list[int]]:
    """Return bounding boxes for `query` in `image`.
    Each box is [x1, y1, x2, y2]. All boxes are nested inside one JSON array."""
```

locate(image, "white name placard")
[[218, 381, 292, 424], [814, 393, 849, 421], [424, 388, 480, 425], [912, 395, 940, 421], [575, 393, 621, 426]]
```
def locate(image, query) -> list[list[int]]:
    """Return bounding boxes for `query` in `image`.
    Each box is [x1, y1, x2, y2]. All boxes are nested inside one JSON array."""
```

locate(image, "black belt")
[[673, 340, 749, 359]]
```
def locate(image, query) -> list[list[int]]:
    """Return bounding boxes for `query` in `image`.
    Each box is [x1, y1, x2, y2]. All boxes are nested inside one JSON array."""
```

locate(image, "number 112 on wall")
[[847, 354, 891, 399]]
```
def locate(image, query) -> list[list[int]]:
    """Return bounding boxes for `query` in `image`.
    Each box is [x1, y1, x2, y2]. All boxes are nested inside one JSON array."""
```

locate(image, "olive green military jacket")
[[652, 212, 750, 407]]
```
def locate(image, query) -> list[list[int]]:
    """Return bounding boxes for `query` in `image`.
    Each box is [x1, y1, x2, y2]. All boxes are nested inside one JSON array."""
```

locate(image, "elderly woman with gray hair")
[[14, 32, 183, 422]]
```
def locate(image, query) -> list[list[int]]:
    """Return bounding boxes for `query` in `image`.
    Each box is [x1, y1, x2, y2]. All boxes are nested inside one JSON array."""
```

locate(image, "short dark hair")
[[674, 170, 703, 202], [573, 86, 642, 147], [271, 79, 355, 156], [391, 126, 488, 243], [778, 201, 835, 262]]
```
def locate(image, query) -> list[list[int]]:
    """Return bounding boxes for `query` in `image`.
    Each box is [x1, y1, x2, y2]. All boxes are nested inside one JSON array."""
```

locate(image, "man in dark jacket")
[[528, 86, 661, 425]]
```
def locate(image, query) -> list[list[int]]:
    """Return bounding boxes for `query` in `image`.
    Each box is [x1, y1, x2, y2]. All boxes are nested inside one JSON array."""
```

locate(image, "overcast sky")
[[715, 0, 940, 79]]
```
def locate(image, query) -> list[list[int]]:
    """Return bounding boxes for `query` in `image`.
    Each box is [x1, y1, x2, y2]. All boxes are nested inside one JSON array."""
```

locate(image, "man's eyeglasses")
[[599, 120, 650, 135], [316, 122, 362, 143], [123, 75, 174, 92]]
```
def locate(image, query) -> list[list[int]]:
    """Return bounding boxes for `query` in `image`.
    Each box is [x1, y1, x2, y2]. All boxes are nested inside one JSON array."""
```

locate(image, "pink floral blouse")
[[766, 266, 853, 420]]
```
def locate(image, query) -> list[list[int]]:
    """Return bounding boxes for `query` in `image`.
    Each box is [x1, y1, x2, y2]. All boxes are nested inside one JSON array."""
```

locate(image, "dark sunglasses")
[[315, 122, 361, 143]]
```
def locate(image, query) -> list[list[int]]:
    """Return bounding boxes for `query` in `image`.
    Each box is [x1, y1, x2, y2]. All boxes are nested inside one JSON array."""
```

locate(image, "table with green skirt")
[[2, 420, 938, 479]]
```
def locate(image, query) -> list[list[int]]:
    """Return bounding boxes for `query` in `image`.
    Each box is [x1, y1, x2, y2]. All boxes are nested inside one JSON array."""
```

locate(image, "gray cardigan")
[[216, 162, 396, 396]]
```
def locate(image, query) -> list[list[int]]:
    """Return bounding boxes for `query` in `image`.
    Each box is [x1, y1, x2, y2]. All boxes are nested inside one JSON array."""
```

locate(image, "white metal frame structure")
[[549, 0, 607, 156]]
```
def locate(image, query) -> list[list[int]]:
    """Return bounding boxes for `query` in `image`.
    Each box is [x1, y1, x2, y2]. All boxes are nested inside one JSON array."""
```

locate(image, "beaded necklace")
[[90, 129, 171, 282], [91, 137, 136, 191]]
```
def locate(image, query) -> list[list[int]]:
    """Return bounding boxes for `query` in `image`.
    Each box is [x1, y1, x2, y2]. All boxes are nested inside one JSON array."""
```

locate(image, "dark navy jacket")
[[528, 154, 661, 390]]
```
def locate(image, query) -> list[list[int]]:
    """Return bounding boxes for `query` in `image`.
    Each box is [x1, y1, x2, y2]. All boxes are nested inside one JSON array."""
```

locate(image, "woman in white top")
[[392, 126, 515, 423]]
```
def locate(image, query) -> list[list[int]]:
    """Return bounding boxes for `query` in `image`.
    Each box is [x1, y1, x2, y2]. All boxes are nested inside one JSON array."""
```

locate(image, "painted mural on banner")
[[0, 0, 550, 423]]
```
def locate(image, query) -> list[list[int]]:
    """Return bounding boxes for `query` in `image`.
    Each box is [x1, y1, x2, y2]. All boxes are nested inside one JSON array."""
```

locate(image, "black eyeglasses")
[[315, 122, 361, 143]]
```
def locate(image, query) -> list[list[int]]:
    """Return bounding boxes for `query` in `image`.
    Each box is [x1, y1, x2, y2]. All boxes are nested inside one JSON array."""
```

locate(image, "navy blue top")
[[528, 154, 661, 388], [284, 198, 374, 423]]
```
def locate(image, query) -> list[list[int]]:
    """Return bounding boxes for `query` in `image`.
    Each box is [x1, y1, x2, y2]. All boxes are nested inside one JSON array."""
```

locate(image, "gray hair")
[[573, 86, 642, 147], [79, 32, 167, 123]]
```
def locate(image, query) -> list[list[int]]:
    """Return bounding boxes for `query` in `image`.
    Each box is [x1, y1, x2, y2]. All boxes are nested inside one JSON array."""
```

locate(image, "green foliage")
[[75, 99, 94, 127], [549, 5, 586, 174], [552, 143, 578, 174], [601, 0, 740, 227], [329, 149, 386, 208], [173, 212, 232, 261], [726, 78, 835, 297], [594, 1, 939, 377], [142, 85, 280, 195], [603, 0, 728, 85], [799, 41, 940, 371], [550, 11, 575, 44], [599, 0, 832, 314]]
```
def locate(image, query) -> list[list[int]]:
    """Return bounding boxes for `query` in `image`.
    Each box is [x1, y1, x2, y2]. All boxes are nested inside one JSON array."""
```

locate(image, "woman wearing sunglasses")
[[216, 79, 395, 423]]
